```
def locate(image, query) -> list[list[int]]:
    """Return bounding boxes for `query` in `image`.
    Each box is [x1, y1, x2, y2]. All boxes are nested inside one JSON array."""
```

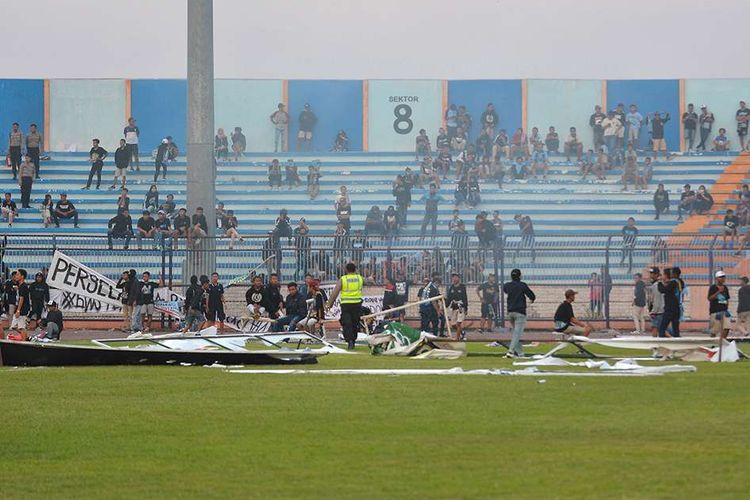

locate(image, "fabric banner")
[[49, 288, 122, 315], [46, 250, 122, 308], [154, 288, 184, 319]]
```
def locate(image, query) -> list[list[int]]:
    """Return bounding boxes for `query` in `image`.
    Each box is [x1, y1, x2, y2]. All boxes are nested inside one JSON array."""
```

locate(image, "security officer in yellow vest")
[[326, 262, 363, 350]]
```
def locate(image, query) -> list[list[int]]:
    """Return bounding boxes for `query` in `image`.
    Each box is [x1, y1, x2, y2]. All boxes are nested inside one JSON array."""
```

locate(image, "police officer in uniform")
[[326, 262, 363, 350]]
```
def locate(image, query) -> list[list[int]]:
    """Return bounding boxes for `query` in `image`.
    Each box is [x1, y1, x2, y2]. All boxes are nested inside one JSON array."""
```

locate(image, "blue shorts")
[[650, 314, 663, 328]]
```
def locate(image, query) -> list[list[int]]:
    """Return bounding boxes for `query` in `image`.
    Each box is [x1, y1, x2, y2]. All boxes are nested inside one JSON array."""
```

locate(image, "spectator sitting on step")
[[144, 184, 159, 213], [268, 159, 282, 189], [420, 157, 441, 188], [435, 145, 452, 180], [107, 208, 133, 250], [41, 193, 53, 227], [677, 184, 696, 221], [509, 155, 529, 180], [454, 176, 468, 207], [455, 145, 477, 180], [215, 202, 226, 228], [653, 183, 670, 220], [510, 127, 528, 159], [214, 128, 229, 161], [579, 149, 595, 179], [713, 128, 730, 151], [172, 207, 191, 247], [694, 185, 714, 214], [222, 209, 243, 250], [191, 206, 208, 245], [274, 208, 293, 240], [2, 192, 18, 227], [333, 130, 349, 152], [529, 127, 543, 150], [530, 142, 549, 179], [636, 156, 653, 190], [364, 206, 385, 236], [450, 127, 467, 153], [286, 159, 302, 190], [273, 282, 307, 332], [36, 300, 63, 341], [154, 210, 172, 248], [116, 187, 130, 215], [493, 129, 510, 160], [565, 127, 583, 162], [476, 128, 493, 172], [436, 127, 450, 151], [166, 136, 179, 163], [53, 193, 79, 228], [227, 126, 246, 162], [545, 126, 560, 153], [135, 210, 156, 250], [159, 193, 176, 219], [335, 197, 352, 233], [595, 147, 609, 179], [723, 208, 739, 249]]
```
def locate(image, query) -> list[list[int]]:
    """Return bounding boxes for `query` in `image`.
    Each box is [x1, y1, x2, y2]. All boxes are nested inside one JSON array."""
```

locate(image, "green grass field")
[[2, 344, 749, 499]]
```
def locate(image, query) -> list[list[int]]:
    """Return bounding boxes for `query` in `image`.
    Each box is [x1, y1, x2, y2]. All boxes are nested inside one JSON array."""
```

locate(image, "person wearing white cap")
[[154, 138, 170, 182], [708, 271, 731, 339], [553, 289, 592, 337], [697, 105, 715, 151]]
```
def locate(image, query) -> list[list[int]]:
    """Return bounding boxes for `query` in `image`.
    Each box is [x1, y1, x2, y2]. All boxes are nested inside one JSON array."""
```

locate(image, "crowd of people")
[[0, 268, 62, 341]]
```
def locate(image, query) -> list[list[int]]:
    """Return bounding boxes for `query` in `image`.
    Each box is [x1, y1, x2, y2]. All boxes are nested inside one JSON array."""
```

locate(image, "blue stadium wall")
[[1, 78, 747, 154]]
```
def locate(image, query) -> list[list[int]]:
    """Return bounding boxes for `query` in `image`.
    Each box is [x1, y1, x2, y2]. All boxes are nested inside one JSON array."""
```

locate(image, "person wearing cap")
[[697, 105, 715, 151], [135, 210, 156, 250], [154, 138, 169, 182], [82, 138, 108, 190], [270, 103, 289, 152], [648, 267, 665, 337], [297, 103, 318, 152], [658, 267, 684, 337], [708, 271, 731, 339], [553, 289, 593, 337], [682, 103, 699, 151], [503, 269, 536, 357], [445, 273, 468, 340], [27, 272, 50, 330], [735, 277, 750, 336], [154, 210, 172, 249], [38, 301, 63, 340]]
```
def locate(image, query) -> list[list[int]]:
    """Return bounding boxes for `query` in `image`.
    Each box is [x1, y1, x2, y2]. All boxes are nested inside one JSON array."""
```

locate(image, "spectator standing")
[[601, 111, 621, 155], [183, 275, 209, 333], [697, 105, 715, 151], [708, 271, 731, 339], [415, 129, 430, 158], [26, 123, 42, 179], [476, 274, 499, 333], [18, 154, 35, 208], [480, 103, 499, 134], [214, 128, 229, 161], [445, 104, 458, 138], [392, 175, 411, 226], [653, 183, 670, 220], [626, 104, 643, 147], [136, 271, 157, 333], [6, 270, 30, 341], [107, 208, 133, 250], [621, 144, 638, 191], [420, 184, 444, 240], [270, 103, 289, 152], [737, 100, 750, 151], [52, 193, 78, 228], [82, 139, 107, 190], [503, 268, 536, 357], [735, 276, 750, 336], [723, 209, 739, 249], [123, 117, 140, 171], [632, 273, 647, 334], [41, 193, 53, 227], [154, 139, 169, 182], [513, 213, 536, 263], [457, 106, 472, 138], [297, 103, 317, 151], [450, 220, 470, 275], [27, 272, 50, 330], [2, 192, 17, 227], [648, 112, 671, 160], [207, 272, 226, 333], [621, 217, 638, 272], [657, 267, 684, 338], [682, 103, 699, 151], [116, 271, 134, 331], [445, 273, 468, 340], [231, 126, 246, 161], [110, 139, 129, 189], [417, 273, 442, 336], [8, 122, 23, 180], [588, 272, 603, 318], [589, 105, 606, 149], [648, 267, 664, 337]]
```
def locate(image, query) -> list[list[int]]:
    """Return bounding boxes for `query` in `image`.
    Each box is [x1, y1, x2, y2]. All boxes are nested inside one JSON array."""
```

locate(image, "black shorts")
[[481, 302, 497, 319], [28, 302, 45, 321], [127, 143, 139, 158], [207, 305, 226, 322]]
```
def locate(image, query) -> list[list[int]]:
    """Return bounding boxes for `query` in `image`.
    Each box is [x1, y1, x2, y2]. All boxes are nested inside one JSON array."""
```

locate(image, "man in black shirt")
[[513, 213, 536, 263], [736, 276, 750, 336], [417, 274, 442, 336], [621, 217, 638, 272], [116, 270, 134, 331], [445, 273, 468, 340], [207, 272, 225, 333], [589, 105, 606, 149], [183, 275, 209, 333], [245, 275, 267, 318], [53, 193, 79, 228], [420, 184, 444, 240], [2, 192, 17, 226], [110, 138, 130, 190], [648, 112, 670, 160], [677, 184, 696, 221], [737, 100, 750, 152], [392, 175, 412, 226], [8, 269, 30, 340], [28, 272, 50, 329], [172, 208, 191, 248], [553, 289, 592, 337], [154, 210, 172, 249], [83, 138, 108, 190], [274, 282, 307, 332], [657, 267, 684, 337], [632, 273, 647, 334], [263, 273, 284, 319], [191, 207, 208, 245], [451, 220, 471, 274], [136, 271, 158, 332], [136, 210, 156, 250], [502, 268, 536, 357], [682, 103, 698, 151], [708, 270, 730, 339], [476, 274, 500, 333], [393, 271, 410, 322], [154, 138, 169, 182], [108, 209, 133, 250], [39, 300, 64, 340]]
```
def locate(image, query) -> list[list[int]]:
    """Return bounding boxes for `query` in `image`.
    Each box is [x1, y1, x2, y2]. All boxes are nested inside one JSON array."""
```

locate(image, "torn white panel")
[[513, 357, 696, 374], [225, 367, 678, 377]]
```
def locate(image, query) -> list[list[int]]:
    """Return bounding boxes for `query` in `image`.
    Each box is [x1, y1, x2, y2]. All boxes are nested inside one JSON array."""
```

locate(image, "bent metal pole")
[[186, 0, 216, 279]]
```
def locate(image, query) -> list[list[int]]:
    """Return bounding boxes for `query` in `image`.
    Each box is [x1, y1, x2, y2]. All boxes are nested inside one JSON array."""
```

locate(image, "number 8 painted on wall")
[[393, 104, 413, 134]]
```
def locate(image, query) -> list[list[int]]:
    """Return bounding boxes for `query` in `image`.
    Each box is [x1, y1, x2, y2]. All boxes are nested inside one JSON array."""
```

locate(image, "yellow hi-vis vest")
[[340, 274, 364, 303]]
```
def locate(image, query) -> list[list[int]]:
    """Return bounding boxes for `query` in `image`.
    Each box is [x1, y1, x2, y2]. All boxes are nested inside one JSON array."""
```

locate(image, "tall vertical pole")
[[186, 0, 216, 279]]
